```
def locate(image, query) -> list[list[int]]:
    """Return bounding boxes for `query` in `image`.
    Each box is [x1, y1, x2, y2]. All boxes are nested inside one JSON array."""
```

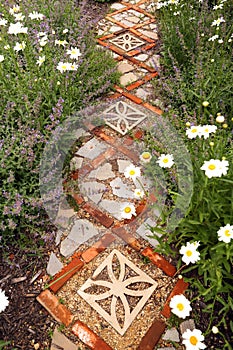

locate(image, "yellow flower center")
[[163, 158, 169, 163], [124, 207, 131, 213], [204, 128, 209, 132], [224, 230, 230, 237], [142, 152, 150, 159], [129, 170, 135, 175], [62, 65, 67, 70], [177, 303, 184, 311], [190, 336, 198, 346], [186, 250, 193, 257], [208, 164, 216, 170], [191, 128, 197, 133]]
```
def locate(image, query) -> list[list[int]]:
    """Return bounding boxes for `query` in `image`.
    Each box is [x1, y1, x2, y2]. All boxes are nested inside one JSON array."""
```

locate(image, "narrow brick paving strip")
[[137, 318, 166, 350], [141, 247, 176, 277], [48, 254, 84, 293], [72, 320, 113, 350], [37, 290, 74, 327], [81, 233, 116, 263], [161, 278, 189, 318]]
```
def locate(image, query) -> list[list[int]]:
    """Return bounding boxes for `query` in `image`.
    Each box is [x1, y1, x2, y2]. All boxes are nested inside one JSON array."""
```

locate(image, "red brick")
[[70, 170, 79, 180], [108, 92, 122, 99], [126, 80, 144, 91], [143, 72, 159, 82], [122, 91, 142, 105], [116, 144, 139, 163], [141, 247, 176, 277], [114, 85, 124, 94], [137, 318, 166, 350], [112, 226, 142, 251], [92, 148, 116, 168], [79, 164, 94, 177], [72, 320, 113, 350], [161, 278, 189, 318], [133, 129, 144, 140], [72, 193, 84, 205], [83, 203, 114, 228], [136, 201, 147, 216], [49, 256, 84, 293], [123, 135, 134, 146], [81, 233, 116, 263], [142, 102, 163, 115], [37, 290, 74, 327], [93, 129, 116, 145]]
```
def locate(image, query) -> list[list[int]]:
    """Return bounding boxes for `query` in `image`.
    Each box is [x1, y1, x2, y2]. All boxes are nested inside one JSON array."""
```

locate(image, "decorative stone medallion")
[[103, 101, 147, 135], [109, 32, 145, 52], [78, 249, 157, 335]]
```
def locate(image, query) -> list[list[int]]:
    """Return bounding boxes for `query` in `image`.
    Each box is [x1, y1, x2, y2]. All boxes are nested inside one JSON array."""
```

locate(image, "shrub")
[[0, 0, 120, 248]]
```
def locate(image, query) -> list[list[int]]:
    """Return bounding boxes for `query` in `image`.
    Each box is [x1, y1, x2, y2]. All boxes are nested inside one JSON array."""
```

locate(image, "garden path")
[[37, 1, 195, 349]]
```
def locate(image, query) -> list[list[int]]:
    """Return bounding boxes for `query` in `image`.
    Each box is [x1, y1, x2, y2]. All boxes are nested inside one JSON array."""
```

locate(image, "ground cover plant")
[[0, 0, 119, 249], [145, 0, 233, 348]]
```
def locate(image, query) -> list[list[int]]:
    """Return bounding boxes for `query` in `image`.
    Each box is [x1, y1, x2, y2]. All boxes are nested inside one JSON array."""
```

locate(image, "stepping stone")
[[136, 218, 161, 247], [55, 230, 63, 246], [127, 16, 140, 24], [120, 72, 138, 86], [99, 199, 127, 220], [117, 61, 135, 74], [136, 53, 149, 61], [51, 327, 78, 350], [47, 253, 63, 277], [76, 138, 107, 159], [117, 159, 132, 173], [55, 207, 76, 229], [110, 3, 126, 10], [162, 327, 180, 342], [180, 319, 196, 334], [70, 156, 83, 170], [79, 181, 106, 204], [60, 219, 99, 257], [135, 88, 151, 100], [88, 163, 115, 180], [109, 25, 123, 33], [138, 29, 158, 40], [110, 177, 135, 199]]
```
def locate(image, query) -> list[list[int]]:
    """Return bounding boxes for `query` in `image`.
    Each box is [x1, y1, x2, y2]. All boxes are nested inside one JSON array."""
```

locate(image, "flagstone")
[[47, 253, 63, 277], [110, 3, 126, 10], [136, 218, 161, 247], [138, 29, 158, 40], [117, 61, 135, 74], [76, 138, 107, 159], [162, 327, 180, 342], [51, 327, 78, 350], [79, 181, 106, 204], [88, 163, 115, 180], [110, 177, 135, 198], [109, 25, 123, 33], [99, 199, 126, 220], [117, 159, 132, 173], [120, 72, 138, 86], [135, 53, 149, 61]]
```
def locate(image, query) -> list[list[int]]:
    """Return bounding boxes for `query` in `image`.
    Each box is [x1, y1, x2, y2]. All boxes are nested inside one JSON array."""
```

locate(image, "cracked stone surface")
[[136, 218, 160, 247], [60, 219, 99, 257], [88, 163, 115, 180], [46, 253, 63, 277], [76, 138, 107, 159], [117, 61, 135, 74], [51, 327, 78, 350], [99, 199, 126, 220], [79, 181, 106, 204], [162, 327, 180, 342], [110, 177, 135, 199], [78, 249, 157, 335], [117, 159, 132, 173]]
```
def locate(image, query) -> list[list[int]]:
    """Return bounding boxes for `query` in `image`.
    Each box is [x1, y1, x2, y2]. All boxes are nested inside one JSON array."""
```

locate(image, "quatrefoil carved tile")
[[103, 101, 147, 135], [109, 32, 145, 52], [78, 250, 157, 335]]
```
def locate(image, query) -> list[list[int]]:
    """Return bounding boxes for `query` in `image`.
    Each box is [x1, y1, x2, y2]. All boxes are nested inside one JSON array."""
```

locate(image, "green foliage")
[[0, 0, 119, 248], [146, 0, 233, 346]]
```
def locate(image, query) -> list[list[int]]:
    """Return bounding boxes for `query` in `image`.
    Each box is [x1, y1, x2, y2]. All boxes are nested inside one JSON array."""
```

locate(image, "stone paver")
[[79, 181, 106, 204], [136, 217, 161, 247], [88, 163, 115, 180], [76, 138, 107, 159], [51, 327, 78, 350], [162, 327, 180, 342], [47, 253, 63, 277], [110, 177, 135, 198]]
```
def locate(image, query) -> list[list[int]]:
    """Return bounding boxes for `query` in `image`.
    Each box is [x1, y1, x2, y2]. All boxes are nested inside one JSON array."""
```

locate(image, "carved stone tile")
[[78, 249, 157, 335], [109, 32, 145, 52], [103, 101, 147, 135]]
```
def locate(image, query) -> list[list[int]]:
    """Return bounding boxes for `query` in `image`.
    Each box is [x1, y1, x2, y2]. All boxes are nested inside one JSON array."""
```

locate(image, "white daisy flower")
[[36, 55, 45, 66], [28, 11, 45, 20], [120, 203, 136, 219], [0, 55, 4, 62], [199, 125, 217, 139], [211, 17, 225, 27], [157, 154, 174, 168], [134, 188, 145, 199], [13, 41, 26, 52], [217, 224, 233, 243], [67, 62, 79, 71], [66, 47, 82, 60], [208, 34, 219, 42], [55, 39, 68, 47], [9, 5, 21, 15], [201, 159, 229, 178], [140, 151, 152, 163], [182, 328, 206, 350], [0, 18, 8, 26], [186, 126, 202, 139], [0, 289, 9, 312], [180, 241, 200, 265], [169, 294, 192, 319], [56, 61, 70, 73], [124, 164, 141, 180], [8, 22, 28, 35], [13, 13, 25, 21]]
